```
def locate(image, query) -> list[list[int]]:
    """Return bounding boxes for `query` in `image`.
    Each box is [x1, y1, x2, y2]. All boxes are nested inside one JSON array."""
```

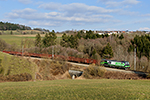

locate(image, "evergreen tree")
[[61, 33, 78, 48], [60, 33, 69, 47], [76, 32, 81, 39], [102, 43, 114, 58], [128, 35, 150, 59], [119, 34, 124, 39], [35, 33, 41, 47], [42, 30, 57, 47], [69, 35, 78, 48]]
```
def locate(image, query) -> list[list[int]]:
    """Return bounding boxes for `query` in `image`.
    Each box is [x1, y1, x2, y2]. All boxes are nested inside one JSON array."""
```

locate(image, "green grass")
[[0, 30, 43, 35], [0, 35, 61, 46], [0, 35, 35, 46], [0, 79, 149, 100], [0, 52, 37, 79]]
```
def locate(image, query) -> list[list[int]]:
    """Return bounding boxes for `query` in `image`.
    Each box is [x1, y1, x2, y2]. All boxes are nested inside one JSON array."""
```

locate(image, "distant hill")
[[0, 21, 31, 30]]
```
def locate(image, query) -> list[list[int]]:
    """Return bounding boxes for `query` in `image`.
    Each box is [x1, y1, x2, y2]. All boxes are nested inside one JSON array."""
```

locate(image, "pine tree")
[[119, 34, 124, 39], [76, 32, 81, 39], [102, 43, 114, 58], [60, 33, 69, 47], [35, 33, 41, 47], [42, 30, 57, 47], [69, 35, 78, 48]]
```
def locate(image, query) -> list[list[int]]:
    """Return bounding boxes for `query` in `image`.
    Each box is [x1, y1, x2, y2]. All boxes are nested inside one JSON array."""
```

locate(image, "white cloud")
[[39, 2, 118, 14], [139, 27, 150, 31], [6, 8, 37, 19], [18, 0, 32, 4], [6, 3, 126, 28], [39, 2, 61, 11], [123, 0, 140, 5], [28, 21, 62, 27], [6, 3, 117, 25], [98, 0, 140, 8]]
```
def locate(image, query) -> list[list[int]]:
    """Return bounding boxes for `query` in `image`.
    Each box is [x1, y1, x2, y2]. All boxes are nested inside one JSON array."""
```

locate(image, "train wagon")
[[100, 59, 130, 70]]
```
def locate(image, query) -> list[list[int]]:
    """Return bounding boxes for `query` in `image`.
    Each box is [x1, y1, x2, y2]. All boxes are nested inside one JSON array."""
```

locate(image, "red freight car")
[[2, 51, 99, 65]]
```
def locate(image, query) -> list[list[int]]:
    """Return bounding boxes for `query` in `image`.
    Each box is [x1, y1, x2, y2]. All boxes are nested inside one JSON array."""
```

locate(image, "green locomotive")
[[100, 59, 130, 70]]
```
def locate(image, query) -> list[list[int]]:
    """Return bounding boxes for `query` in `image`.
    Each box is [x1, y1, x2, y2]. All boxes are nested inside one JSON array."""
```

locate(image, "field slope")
[[0, 79, 149, 100], [0, 52, 37, 79]]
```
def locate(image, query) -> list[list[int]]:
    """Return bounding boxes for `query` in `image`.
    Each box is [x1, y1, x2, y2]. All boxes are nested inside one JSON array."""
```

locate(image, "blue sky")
[[0, 0, 150, 32]]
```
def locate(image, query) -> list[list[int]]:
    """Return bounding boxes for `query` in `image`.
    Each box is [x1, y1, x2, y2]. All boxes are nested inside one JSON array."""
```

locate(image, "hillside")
[[0, 52, 37, 80]]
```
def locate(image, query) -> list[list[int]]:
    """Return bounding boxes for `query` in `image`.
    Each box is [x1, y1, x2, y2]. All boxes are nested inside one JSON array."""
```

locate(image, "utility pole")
[[22, 46, 23, 56], [52, 46, 54, 59], [134, 48, 136, 71]]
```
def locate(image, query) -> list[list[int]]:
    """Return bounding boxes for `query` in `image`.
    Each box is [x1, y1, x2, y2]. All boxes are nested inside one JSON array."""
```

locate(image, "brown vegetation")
[[83, 64, 148, 80], [33, 59, 74, 80], [0, 73, 32, 82], [83, 65, 106, 79], [103, 72, 143, 80]]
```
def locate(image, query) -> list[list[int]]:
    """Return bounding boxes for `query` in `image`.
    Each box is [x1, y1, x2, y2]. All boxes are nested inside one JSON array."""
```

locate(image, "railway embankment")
[[0, 51, 149, 81]]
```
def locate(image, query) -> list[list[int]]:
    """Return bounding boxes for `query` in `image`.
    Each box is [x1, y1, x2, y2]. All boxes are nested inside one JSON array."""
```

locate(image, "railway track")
[[2, 51, 148, 77], [26, 57, 148, 77]]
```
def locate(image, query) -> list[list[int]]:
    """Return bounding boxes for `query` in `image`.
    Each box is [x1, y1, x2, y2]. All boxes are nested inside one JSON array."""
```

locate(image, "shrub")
[[33, 59, 72, 80], [0, 73, 32, 82], [103, 71, 142, 80], [83, 64, 106, 79], [0, 39, 8, 51]]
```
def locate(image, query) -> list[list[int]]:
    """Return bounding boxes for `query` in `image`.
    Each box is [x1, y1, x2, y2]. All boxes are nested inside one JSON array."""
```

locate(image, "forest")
[[31, 30, 150, 72]]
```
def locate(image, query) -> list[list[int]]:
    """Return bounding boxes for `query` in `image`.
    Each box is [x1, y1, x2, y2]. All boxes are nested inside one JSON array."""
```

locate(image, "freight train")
[[2, 51, 98, 64], [2, 51, 130, 70]]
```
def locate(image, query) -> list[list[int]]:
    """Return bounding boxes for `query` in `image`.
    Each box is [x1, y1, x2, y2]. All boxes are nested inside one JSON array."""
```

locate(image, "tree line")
[[0, 21, 31, 30], [128, 35, 150, 59]]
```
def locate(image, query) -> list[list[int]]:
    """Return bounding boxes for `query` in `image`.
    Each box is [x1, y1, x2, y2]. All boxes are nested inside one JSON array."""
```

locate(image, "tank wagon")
[[100, 59, 130, 70]]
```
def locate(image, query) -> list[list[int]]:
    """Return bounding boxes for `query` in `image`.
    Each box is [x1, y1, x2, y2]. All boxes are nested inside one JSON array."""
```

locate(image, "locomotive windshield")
[[125, 62, 129, 64]]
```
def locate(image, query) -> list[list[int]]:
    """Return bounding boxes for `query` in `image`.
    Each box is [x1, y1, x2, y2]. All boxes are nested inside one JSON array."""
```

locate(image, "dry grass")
[[33, 59, 74, 80], [103, 71, 143, 80]]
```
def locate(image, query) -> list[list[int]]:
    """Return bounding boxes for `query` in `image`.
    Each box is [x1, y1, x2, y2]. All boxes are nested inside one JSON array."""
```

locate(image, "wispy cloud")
[[18, 0, 32, 4], [98, 0, 140, 8], [39, 2, 118, 14], [139, 27, 150, 31]]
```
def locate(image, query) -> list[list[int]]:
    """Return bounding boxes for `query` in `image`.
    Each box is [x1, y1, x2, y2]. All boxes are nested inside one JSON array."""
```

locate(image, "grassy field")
[[0, 79, 149, 100], [0, 52, 37, 78], [0, 34, 62, 46], [0, 35, 35, 46], [0, 30, 44, 35]]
